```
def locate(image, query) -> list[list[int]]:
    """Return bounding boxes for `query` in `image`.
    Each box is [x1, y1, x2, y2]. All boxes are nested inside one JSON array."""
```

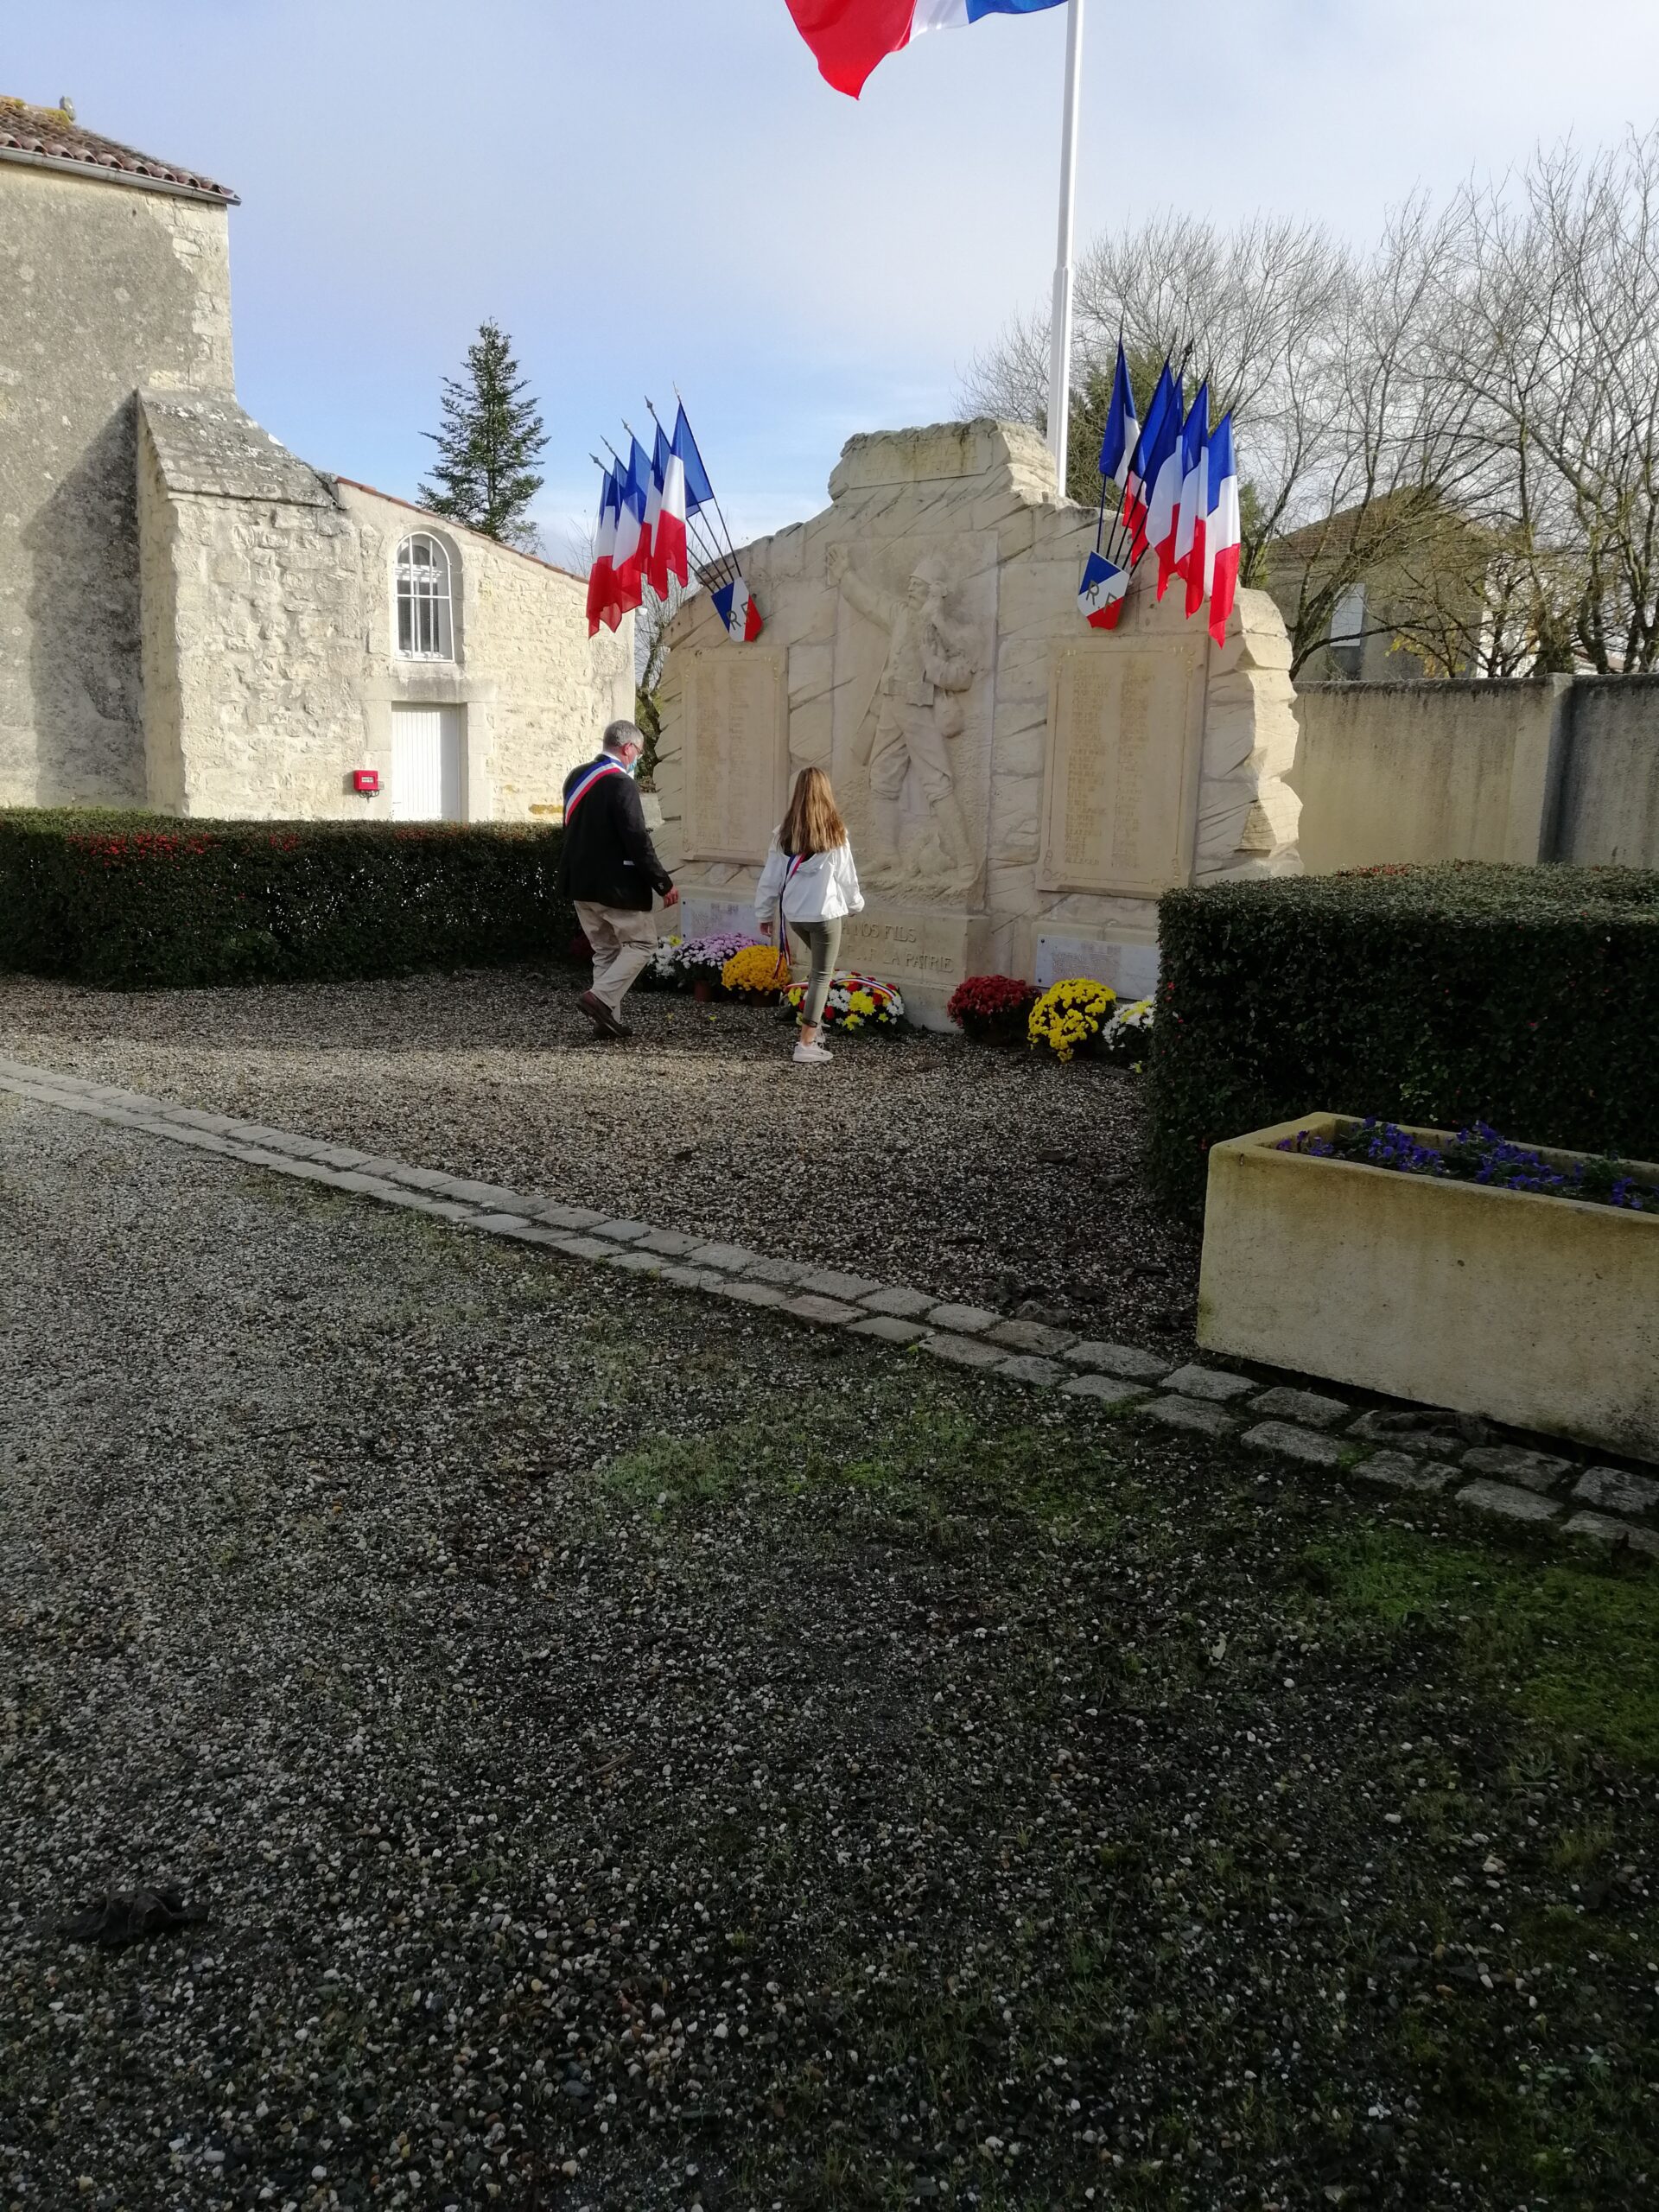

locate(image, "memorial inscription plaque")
[[837, 906, 990, 997], [682, 646, 788, 865], [1038, 640, 1205, 898]]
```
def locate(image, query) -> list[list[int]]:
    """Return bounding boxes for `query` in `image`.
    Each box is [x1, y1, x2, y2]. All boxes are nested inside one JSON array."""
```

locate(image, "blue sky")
[[14, 2, 1659, 551]]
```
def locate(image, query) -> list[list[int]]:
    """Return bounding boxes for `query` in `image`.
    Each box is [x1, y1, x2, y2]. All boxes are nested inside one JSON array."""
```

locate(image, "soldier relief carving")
[[827, 542, 978, 895]]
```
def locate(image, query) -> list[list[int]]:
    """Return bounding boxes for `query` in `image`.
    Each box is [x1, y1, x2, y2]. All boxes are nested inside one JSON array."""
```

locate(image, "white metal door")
[[391, 705, 463, 821]]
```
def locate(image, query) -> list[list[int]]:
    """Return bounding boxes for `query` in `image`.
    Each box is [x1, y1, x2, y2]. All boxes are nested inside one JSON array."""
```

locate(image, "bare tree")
[[964, 130, 1659, 676], [632, 576, 693, 779], [1433, 128, 1659, 671]]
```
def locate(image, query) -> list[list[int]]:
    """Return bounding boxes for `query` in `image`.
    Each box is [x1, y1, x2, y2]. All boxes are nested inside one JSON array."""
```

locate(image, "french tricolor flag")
[[1200, 411, 1242, 645], [1123, 364, 1179, 567], [1077, 550, 1129, 632], [785, 0, 1067, 99], [647, 425, 690, 598], [713, 572, 764, 644], [612, 436, 652, 613], [587, 467, 620, 639], [1164, 380, 1207, 602]]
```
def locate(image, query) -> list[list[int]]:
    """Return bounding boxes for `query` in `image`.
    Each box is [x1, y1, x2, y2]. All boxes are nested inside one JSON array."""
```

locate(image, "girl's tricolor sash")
[[563, 756, 627, 823], [772, 850, 810, 985]]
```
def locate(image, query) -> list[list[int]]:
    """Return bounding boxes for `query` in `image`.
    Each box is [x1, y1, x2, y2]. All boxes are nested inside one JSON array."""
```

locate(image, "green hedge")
[[1148, 863, 1659, 1212], [0, 810, 577, 988]]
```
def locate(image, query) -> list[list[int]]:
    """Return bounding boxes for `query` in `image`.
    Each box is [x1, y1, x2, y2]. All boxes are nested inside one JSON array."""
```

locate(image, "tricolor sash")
[[563, 757, 627, 822]]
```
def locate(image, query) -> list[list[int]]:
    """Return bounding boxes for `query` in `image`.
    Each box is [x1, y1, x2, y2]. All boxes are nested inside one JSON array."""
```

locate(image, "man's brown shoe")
[[578, 989, 630, 1039]]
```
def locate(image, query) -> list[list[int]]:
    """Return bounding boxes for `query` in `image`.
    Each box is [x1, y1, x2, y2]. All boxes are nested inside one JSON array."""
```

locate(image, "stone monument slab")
[[677, 894, 755, 944], [681, 645, 788, 865], [1034, 933, 1160, 999], [837, 906, 990, 1001], [655, 418, 1301, 1020], [1039, 639, 1205, 898]]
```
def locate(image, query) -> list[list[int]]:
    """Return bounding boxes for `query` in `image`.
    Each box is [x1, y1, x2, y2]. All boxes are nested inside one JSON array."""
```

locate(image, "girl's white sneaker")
[[792, 1040, 833, 1065]]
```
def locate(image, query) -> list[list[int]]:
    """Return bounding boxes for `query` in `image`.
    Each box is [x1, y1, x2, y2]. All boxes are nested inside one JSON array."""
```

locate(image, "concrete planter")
[[1198, 1115, 1659, 1463]]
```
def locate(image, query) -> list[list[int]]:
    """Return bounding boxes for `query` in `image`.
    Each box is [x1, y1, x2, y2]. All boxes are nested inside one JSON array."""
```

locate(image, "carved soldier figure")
[[828, 543, 976, 883]]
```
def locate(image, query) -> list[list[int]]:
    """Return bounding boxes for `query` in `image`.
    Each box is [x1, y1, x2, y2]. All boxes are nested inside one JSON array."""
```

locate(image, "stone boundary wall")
[[1292, 674, 1659, 874]]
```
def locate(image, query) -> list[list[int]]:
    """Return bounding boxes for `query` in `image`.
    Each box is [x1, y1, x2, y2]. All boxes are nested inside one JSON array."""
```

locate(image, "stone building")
[[656, 420, 1301, 1024], [0, 99, 630, 820]]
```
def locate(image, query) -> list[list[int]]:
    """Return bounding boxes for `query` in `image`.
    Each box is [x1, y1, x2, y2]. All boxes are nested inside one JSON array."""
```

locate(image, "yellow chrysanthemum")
[[721, 943, 791, 993], [1028, 976, 1116, 1062]]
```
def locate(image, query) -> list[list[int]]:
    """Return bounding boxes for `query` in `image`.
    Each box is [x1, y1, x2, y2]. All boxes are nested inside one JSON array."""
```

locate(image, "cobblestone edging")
[[3, 1052, 1656, 1561]]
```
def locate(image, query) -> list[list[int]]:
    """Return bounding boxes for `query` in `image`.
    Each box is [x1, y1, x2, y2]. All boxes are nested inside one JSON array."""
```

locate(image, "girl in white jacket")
[[754, 766, 864, 1065]]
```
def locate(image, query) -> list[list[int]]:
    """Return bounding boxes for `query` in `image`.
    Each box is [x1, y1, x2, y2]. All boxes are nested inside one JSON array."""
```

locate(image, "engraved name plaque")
[[1038, 640, 1205, 897], [681, 646, 788, 865]]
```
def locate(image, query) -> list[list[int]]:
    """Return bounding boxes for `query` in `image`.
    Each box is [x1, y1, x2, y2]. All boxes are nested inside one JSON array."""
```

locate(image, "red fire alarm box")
[[353, 768, 380, 797]]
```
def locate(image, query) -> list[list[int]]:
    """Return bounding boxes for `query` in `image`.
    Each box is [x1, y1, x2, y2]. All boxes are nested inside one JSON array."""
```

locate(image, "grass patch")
[[1301, 1522, 1659, 1766], [599, 1382, 1127, 1543]]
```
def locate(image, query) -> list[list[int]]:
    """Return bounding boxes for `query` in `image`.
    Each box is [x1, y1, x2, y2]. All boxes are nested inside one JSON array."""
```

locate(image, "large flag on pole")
[[784, 0, 1067, 99], [1201, 411, 1242, 645]]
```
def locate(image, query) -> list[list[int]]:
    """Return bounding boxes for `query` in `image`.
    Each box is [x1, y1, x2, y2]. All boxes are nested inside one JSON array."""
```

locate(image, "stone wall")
[[0, 163, 233, 808], [1557, 677, 1659, 867], [336, 484, 633, 823], [130, 401, 632, 822], [1291, 676, 1659, 872], [138, 392, 364, 818], [655, 419, 1300, 1020]]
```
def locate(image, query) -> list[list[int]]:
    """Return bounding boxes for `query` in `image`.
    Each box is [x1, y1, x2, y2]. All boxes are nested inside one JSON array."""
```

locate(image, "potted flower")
[[1200, 1115, 1659, 1460], [1027, 977, 1116, 1062], [1100, 995, 1155, 1068], [637, 938, 683, 991], [677, 931, 765, 1001], [783, 971, 906, 1034], [721, 941, 792, 1004], [947, 973, 1039, 1046]]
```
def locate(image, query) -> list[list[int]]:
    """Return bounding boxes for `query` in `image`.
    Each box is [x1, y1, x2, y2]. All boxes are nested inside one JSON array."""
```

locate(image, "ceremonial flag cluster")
[[1078, 340, 1242, 645], [784, 0, 1067, 99], [587, 402, 762, 644]]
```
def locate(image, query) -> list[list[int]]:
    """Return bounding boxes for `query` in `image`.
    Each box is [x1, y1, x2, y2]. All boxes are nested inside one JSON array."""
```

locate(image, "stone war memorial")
[[653, 418, 1302, 1022]]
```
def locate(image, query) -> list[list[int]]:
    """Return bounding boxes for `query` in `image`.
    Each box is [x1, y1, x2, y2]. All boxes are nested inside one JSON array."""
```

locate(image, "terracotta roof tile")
[[0, 99, 236, 204]]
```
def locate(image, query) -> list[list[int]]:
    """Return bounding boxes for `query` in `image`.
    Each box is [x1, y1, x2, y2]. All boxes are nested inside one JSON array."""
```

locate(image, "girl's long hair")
[[779, 766, 848, 857]]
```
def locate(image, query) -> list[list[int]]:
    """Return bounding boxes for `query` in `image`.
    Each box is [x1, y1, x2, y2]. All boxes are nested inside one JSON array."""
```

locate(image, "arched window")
[[395, 532, 454, 658]]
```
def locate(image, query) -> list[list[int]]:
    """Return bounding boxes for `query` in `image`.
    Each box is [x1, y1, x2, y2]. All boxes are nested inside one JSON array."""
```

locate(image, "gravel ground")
[[0, 969, 1199, 1351], [4, 1095, 1658, 2212]]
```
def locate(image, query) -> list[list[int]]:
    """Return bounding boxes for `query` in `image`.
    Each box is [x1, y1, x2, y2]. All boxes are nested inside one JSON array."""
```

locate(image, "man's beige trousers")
[[575, 901, 658, 1014]]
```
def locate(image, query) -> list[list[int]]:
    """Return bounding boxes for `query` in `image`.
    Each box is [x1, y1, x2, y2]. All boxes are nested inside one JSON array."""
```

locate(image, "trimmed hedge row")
[[1148, 862, 1659, 1212], [0, 810, 578, 988]]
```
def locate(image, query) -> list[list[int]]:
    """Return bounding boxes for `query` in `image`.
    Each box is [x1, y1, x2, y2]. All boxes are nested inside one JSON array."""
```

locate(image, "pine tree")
[[418, 321, 548, 549]]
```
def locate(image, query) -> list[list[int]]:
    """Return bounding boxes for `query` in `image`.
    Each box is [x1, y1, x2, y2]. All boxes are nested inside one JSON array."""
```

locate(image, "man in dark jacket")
[[559, 720, 678, 1038]]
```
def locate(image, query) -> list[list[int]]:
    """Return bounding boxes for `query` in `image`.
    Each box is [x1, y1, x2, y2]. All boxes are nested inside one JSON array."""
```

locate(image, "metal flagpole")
[[1046, 0, 1086, 496]]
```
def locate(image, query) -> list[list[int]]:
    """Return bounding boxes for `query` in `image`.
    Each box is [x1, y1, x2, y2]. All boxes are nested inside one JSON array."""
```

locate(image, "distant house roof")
[[1273, 488, 1469, 565], [0, 99, 237, 205]]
